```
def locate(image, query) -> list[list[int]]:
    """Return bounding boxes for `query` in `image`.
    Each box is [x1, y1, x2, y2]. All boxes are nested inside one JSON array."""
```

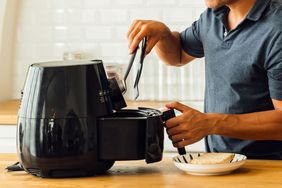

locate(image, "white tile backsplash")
[[99, 9, 129, 24], [34, 26, 54, 42], [163, 8, 195, 23], [66, 27, 84, 41], [52, 0, 83, 9], [146, 0, 177, 6], [179, 0, 206, 6], [101, 43, 129, 58], [81, 9, 97, 24], [83, 0, 111, 8], [12, 0, 207, 102], [85, 26, 113, 40], [114, 0, 143, 5], [129, 8, 162, 21]]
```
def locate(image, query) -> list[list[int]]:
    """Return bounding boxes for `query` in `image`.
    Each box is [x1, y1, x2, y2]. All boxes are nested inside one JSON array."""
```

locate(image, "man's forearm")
[[210, 110, 282, 140], [154, 32, 183, 66]]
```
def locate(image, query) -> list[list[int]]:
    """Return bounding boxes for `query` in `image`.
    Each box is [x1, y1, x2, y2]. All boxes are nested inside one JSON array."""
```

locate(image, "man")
[[127, 0, 282, 159]]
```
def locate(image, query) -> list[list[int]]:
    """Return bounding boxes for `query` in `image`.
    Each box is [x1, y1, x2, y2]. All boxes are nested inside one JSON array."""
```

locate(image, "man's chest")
[[202, 20, 272, 84]]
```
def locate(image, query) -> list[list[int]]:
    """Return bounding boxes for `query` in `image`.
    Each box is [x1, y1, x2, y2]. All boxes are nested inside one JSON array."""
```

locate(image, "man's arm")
[[165, 101, 282, 148], [127, 20, 195, 66], [211, 100, 282, 141], [272, 99, 282, 110], [154, 31, 195, 66]]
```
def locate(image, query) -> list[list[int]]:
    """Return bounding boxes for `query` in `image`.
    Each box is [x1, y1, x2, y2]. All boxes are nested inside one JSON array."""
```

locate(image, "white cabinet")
[[0, 125, 17, 153]]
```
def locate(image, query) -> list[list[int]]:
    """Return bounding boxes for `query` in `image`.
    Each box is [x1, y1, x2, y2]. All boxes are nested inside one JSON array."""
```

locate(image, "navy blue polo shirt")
[[180, 0, 282, 159]]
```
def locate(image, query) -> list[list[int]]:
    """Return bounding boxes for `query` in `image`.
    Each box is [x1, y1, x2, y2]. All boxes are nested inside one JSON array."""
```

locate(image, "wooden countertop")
[[0, 100, 19, 125], [0, 154, 282, 188], [0, 100, 171, 125]]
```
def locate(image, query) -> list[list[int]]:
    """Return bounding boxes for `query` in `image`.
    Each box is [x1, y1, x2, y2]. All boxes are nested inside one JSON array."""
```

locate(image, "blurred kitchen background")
[[0, 0, 206, 153]]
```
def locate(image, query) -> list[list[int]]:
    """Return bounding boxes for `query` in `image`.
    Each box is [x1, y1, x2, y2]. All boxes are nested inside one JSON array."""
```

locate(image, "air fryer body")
[[17, 60, 116, 177], [17, 60, 164, 178]]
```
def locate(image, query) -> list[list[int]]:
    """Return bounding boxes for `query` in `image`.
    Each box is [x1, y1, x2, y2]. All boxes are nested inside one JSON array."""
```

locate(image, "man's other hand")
[[165, 102, 215, 148]]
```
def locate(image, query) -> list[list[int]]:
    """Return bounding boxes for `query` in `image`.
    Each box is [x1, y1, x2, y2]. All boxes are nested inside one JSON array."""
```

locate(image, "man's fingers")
[[127, 20, 140, 38], [129, 28, 148, 54], [128, 28, 140, 49], [128, 23, 145, 53], [170, 133, 186, 143], [145, 37, 158, 55], [165, 102, 191, 113], [165, 115, 183, 128], [128, 21, 143, 48], [166, 125, 185, 136]]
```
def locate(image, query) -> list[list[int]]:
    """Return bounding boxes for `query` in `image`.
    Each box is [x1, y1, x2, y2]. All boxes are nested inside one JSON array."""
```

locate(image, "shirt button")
[[224, 31, 228, 37]]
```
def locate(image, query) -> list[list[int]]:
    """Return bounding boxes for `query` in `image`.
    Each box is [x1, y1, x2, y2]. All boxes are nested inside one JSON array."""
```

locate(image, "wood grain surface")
[[1, 154, 282, 188], [0, 100, 19, 125]]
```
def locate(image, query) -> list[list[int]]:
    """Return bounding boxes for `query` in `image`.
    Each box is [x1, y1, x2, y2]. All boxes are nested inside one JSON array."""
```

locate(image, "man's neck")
[[226, 0, 257, 30]]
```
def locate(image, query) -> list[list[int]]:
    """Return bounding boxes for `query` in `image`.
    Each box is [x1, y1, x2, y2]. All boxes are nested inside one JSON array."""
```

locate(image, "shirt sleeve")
[[180, 17, 204, 58], [266, 32, 282, 100]]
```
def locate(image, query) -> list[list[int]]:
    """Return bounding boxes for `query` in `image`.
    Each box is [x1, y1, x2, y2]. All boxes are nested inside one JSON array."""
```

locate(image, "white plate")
[[173, 153, 247, 176]]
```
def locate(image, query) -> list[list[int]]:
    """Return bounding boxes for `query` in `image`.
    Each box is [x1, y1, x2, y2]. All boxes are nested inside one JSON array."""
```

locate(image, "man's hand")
[[127, 20, 195, 66], [165, 101, 282, 146], [127, 20, 171, 55], [165, 102, 215, 148]]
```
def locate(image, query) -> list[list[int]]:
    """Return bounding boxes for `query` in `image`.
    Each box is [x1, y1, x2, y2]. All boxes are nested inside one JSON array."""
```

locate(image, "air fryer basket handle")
[[161, 109, 186, 155]]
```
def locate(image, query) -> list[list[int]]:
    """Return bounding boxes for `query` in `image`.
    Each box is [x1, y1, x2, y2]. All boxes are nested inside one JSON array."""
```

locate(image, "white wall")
[[0, 0, 19, 101], [0, 0, 18, 101], [11, 0, 207, 101]]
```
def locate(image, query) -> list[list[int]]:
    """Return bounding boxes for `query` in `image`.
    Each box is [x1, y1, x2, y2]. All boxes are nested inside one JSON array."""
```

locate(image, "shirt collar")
[[213, 6, 229, 20], [213, 0, 271, 22], [246, 0, 271, 21]]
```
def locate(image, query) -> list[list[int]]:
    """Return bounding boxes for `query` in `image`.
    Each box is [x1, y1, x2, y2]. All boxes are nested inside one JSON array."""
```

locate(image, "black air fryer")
[[17, 60, 172, 178]]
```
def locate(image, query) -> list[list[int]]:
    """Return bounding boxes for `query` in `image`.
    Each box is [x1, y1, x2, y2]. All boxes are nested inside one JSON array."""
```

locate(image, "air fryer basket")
[[97, 108, 164, 163]]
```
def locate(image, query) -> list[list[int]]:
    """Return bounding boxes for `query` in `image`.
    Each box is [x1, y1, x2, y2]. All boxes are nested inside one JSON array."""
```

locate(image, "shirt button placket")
[[222, 29, 232, 49]]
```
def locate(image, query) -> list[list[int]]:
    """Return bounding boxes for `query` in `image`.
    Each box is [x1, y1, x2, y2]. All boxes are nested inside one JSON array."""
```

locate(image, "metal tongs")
[[123, 37, 147, 100]]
